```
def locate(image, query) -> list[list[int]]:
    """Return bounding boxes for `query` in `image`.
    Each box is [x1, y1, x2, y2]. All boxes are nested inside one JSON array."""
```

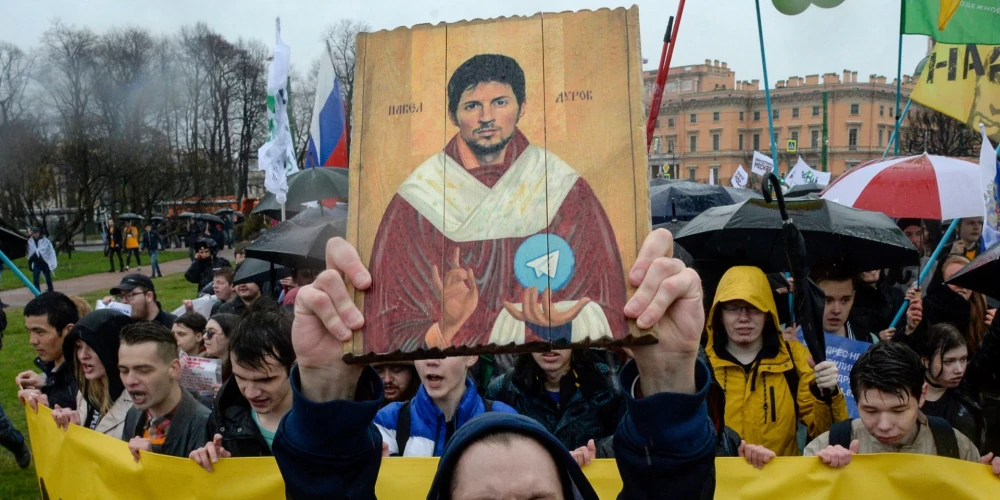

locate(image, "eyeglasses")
[[720, 304, 762, 316], [204, 329, 220, 340], [117, 290, 146, 303]]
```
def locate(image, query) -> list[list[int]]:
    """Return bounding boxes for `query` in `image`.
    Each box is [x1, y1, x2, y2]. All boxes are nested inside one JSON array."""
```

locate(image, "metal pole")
[[645, 0, 687, 152], [822, 91, 828, 171], [889, 217, 960, 329], [754, 0, 779, 174], [0, 249, 41, 296], [892, 7, 905, 156], [883, 97, 913, 157]]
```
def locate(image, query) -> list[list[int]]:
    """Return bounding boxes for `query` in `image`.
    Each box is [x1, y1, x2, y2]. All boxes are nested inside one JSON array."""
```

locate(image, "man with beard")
[[219, 279, 268, 316], [189, 310, 295, 471], [374, 362, 419, 407], [364, 54, 627, 353], [106, 274, 176, 328], [118, 322, 210, 460]]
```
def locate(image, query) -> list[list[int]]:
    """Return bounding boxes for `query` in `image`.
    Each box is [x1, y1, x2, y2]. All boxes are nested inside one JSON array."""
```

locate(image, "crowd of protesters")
[[3, 212, 1000, 498]]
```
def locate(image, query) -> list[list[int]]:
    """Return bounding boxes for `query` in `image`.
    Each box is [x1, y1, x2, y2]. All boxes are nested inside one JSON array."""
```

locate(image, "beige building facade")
[[644, 60, 917, 184]]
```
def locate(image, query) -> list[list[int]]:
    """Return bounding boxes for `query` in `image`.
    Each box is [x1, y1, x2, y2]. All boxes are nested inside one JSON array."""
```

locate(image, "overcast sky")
[[4, 0, 928, 84]]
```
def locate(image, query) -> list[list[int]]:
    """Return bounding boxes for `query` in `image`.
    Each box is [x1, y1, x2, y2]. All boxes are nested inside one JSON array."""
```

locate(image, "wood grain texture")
[[347, 7, 652, 362]]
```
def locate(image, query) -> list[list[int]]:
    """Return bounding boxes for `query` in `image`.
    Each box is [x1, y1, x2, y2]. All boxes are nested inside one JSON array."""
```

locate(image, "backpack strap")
[[829, 419, 854, 449], [925, 415, 960, 459], [392, 401, 411, 457], [484, 399, 494, 412], [782, 342, 801, 418]]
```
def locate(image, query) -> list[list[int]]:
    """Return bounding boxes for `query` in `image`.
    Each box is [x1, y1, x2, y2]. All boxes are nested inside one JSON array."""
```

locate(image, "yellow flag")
[[910, 43, 1000, 142], [24, 405, 1000, 499], [938, 0, 961, 31]]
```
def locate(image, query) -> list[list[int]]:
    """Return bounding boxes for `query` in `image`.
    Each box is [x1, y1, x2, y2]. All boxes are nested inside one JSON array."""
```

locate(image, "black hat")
[[193, 238, 217, 251], [110, 273, 155, 295], [897, 218, 922, 231]]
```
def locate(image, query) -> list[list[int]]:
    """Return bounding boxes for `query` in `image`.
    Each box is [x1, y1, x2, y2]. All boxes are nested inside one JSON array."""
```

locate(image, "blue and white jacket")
[[374, 377, 517, 456]]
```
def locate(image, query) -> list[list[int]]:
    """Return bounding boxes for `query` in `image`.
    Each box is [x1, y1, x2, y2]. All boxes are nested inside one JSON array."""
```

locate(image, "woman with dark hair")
[[203, 313, 238, 383], [906, 255, 991, 353], [50, 310, 135, 439]]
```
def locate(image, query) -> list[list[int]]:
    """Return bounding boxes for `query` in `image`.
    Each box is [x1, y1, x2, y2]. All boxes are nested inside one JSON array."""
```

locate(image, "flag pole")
[[0, 249, 41, 296], [892, 6, 905, 156], [645, 0, 687, 152], [754, 0, 779, 175], [883, 97, 913, 157], [890, 217, 960, 328]]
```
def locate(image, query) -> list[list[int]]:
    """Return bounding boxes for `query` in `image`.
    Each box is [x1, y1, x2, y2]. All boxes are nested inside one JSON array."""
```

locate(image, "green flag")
[[902, 0, 1000, 44]]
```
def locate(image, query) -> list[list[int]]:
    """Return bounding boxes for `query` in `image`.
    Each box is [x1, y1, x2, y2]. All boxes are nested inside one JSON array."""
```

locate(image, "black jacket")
[[206, 377, 272, 458], [104, 226, 123, 251], [36, 357, 78, 410], [850, 280, 904, 337], [123, 389, 211, 458], [141, 231, 162, 253], [185, 256, 231, 295]]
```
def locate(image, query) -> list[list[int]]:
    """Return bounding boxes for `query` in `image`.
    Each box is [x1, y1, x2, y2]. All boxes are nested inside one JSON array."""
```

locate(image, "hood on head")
[[63, 309, 134, 401], [706, 266, 782, 347], [426, 412, 597, 500]]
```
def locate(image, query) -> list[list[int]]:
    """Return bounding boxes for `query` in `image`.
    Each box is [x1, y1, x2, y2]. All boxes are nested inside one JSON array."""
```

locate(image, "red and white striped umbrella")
[[820, 153, 982, 220]]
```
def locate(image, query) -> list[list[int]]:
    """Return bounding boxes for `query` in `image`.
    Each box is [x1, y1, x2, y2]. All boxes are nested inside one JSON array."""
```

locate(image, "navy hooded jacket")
[[273, 360, 716, 499]]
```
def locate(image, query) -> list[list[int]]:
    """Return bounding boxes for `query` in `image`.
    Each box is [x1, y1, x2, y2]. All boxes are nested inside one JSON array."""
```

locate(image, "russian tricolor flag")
[[305, 54, 348, 168]]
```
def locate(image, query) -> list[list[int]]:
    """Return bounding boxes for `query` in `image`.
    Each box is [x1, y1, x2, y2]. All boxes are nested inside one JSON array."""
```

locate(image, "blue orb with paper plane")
[[514, 234, 575, 292]]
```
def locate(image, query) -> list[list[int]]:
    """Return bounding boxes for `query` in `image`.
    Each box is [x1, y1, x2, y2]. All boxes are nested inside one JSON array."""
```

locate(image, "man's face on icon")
[[454, 81, 524, 160]]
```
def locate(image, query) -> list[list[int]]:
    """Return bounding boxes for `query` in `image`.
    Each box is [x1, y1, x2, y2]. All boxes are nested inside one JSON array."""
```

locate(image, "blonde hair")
[[74, 341, 113, 417], [69, 296, 92, 317]]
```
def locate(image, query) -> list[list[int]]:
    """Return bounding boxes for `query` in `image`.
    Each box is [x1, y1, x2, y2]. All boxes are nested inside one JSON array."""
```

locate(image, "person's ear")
[[61, 323, 75, 337], [517, 100, 527, 120], [169, 358, 181, 379], [921, 357, 929, 370], [466, 355, 479, 369]]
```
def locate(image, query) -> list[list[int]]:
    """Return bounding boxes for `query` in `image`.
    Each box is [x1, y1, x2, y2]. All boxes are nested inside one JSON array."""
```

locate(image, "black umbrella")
[[151, 216, 165, 223], [119, 213, 144, 221], [177, 212, 196, 219], [0, 227, 28, 260], [946, 242, 1000, 299], [284, 167, 349, 206], [785, 183, 826, 198], [650, 181, 734, 223], [724, 186, 764, 203], [232, 258, 290, 285], [215, 208, 237, 216], [192, 213, 224, 224], [290, 203, 349, 221], [251, 193, 304, 219], [245, 217, 346, 269], [675, 191, 919, 274]]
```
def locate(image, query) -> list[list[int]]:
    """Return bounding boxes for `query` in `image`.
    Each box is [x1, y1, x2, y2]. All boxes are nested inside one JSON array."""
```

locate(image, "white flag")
[[257, 19, 299, 205], [979, 124, 1000, 248], [751, 151, 773, 176], [709, 167, 715, 185], [731, 165, 749, 189], [785, 156, 831, 188]]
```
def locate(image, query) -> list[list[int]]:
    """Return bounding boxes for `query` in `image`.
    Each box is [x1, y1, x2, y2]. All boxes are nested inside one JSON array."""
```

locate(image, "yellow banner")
[[25, 405, 1000, 499], [910, 43, 1000, 141]]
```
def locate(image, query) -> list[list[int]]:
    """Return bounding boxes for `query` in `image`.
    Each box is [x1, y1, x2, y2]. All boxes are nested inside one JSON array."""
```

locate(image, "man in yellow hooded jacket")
[[706, 266, 849, 457]]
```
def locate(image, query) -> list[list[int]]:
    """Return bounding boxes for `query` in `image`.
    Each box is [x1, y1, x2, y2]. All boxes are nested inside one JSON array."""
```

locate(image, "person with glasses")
[[105, 274, 176, 329], [705, 266, 848, 457]]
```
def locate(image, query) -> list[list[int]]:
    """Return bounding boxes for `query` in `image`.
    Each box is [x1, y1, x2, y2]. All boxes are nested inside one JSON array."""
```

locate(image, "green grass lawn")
[[1, 250, 189, 291], [0, 273, 195, 499]]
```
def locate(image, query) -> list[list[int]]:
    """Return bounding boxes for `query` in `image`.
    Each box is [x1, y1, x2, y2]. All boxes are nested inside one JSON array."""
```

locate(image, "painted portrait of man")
[[363, 53, 627, 353]]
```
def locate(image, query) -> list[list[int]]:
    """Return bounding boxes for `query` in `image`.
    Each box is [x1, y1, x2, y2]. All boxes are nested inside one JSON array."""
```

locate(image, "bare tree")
[[322, 19, 370, 130], [900, 107, 982, 157], [0, 41, 36, 125], [291, 61, 318, 165], [232, 38, 268, 203]]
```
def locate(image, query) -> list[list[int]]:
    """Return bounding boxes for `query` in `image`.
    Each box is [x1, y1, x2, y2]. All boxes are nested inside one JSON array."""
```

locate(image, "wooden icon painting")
[[346, 7, 651, 361]]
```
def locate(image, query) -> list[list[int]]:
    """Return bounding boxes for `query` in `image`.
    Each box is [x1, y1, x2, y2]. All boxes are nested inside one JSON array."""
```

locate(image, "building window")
[[889, 107, 894, 118], [713, 111, 720, 122], [792, 108, 800, 119], [690, 113, 698, 124], [812, 106, 820, 117], [753, 133, 761, 151], [878, 128, 884, 147], [711, 166, 720, 182], [772, 109, 780, 119], [790, 130, 799, 143], [712, 133, 721, 151], [753, 111, 761, 121], [688, 166, 697, 181], [879, 105, 885, 117], [667, 138, 675, 153], [739, 111, 745, 121], [850, 103, 860, 115], [849, 128, 858, 150], [739, 134, 745, 150], [811, 130, 820, 148], [689, 134, 698, 152], [668, 117, 675, 128]]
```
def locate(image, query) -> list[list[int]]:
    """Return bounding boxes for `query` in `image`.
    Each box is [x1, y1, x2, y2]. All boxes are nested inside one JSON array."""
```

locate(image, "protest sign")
[[731, 165, 749, 188], [346, 8, 651, 361], [178, 352, 221, 398], [95, 300, 131, 317], [25, 404, 1000, 499], [785, 157, 831, 187], [798, 329, 868, 418], [751, 151, 773, 176], [171, 295, 219, 319], [910, 43, 1000, 142]]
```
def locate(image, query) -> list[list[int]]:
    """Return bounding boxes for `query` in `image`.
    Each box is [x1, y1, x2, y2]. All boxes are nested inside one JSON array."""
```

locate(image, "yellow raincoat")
[[705, 266, 849, 456]]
